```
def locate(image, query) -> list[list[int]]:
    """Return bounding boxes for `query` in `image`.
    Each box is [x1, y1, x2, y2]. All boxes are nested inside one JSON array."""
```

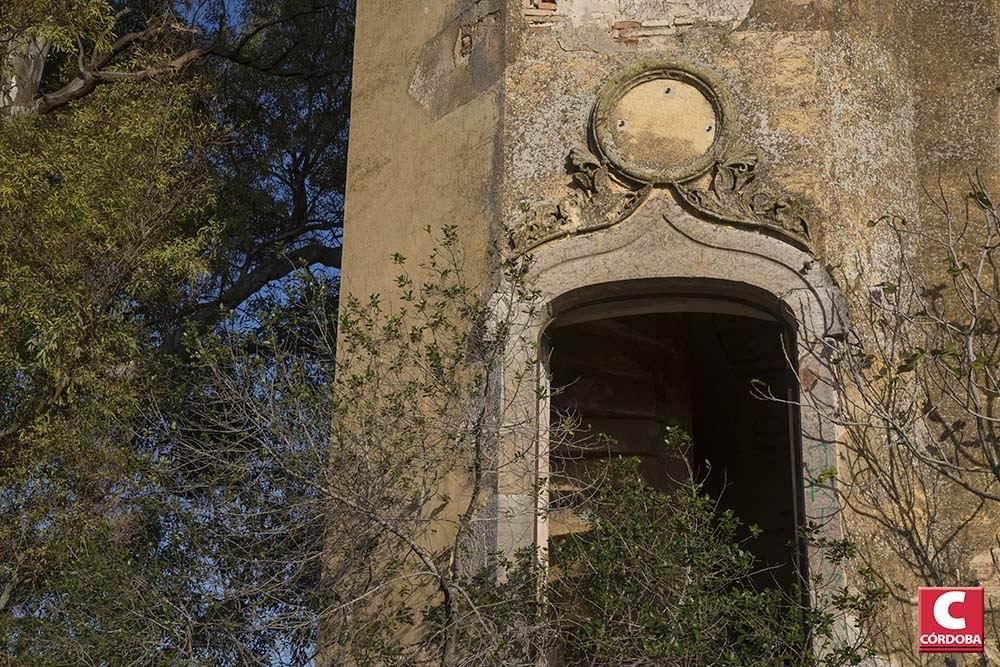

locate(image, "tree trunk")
[[1, 35, 49, 116]]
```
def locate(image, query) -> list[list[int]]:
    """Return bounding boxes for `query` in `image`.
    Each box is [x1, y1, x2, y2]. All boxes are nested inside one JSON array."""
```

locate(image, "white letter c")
[[933, 591, 966, 630]]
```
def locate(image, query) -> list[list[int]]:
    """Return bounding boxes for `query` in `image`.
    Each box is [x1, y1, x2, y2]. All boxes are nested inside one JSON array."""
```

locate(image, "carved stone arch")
[[495, 191, 847, 604]]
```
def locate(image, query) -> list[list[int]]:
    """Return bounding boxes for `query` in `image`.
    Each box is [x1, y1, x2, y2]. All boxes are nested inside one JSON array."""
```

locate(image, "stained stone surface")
[[605, 78, 717, 175], [562, 0, 755, 26]]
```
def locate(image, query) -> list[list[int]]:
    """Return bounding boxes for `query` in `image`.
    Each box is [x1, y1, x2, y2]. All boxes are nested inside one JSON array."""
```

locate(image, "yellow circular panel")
[[607, 78, 717, 175]]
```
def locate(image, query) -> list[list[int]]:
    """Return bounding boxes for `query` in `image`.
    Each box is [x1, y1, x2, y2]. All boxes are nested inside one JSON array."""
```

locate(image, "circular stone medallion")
[[592, 62, 729, 184]]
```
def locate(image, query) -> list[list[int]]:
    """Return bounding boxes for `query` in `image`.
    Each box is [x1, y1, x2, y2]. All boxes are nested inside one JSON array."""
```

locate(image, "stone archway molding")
[[495, 191, 847, 605]]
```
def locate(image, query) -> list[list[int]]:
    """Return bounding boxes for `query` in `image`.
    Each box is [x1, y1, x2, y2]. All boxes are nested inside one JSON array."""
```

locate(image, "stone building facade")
[[339, 0, 999, 660]]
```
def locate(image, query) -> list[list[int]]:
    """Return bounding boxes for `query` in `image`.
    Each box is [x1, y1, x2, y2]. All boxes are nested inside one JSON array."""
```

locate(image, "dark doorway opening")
[[546, 309, 802, 591]]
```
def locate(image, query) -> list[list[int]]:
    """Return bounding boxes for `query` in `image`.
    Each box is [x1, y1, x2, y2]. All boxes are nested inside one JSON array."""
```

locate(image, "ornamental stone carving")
[[510, 60, 818, 254], [674, 152, 811, 248], [510, 145, 651, 251]]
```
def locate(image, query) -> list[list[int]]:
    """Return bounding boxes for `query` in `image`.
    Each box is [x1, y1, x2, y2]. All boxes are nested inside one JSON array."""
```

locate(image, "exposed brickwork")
[[523, 0, 562, 29]]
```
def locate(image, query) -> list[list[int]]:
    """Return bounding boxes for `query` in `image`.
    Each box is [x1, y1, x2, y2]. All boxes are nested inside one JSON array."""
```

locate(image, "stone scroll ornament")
[[511, 60, 815, 253], [510, 146, 652, 251]]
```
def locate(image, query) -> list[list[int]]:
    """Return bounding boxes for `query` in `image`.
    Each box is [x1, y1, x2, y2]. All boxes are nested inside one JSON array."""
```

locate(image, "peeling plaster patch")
[[828, 42, 916, 210], [509, 84, 595, 187], [560, 0, 753, 29], [502, 42, 614, 210], [738, 0, 833, 31], [409, 0, 503, 119]]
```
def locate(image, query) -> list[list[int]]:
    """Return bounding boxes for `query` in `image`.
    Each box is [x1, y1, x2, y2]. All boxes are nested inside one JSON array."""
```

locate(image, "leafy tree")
[[174, 0, 352, 330], [1, 0, 351, 117], [0, 77, 219, 663], [0, 0, 352, 663], [552, 454, 802, 666], [549, 449, 882, 667]]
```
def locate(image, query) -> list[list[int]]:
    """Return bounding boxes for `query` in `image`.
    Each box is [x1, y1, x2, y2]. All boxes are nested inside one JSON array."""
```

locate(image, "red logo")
[[918, 587, 985, 653]]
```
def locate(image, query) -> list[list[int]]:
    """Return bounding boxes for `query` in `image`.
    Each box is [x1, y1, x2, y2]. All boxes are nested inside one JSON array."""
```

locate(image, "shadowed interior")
[[547, 310, 801, 591]]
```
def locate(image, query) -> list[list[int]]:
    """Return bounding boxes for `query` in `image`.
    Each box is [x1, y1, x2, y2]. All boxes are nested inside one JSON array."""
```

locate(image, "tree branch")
[[33, 47, 209, 114], [10, 3, 350, 116], [190, 243, 342, 324]]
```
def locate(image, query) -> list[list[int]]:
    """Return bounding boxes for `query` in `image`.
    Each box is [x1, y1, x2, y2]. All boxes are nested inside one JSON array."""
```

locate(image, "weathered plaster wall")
[[340, 0, 1000, 659], [331, 3, 509, 656], [344, 0, 999, 332], [340, 0, 507, 305], [504, 0, 999, 272]]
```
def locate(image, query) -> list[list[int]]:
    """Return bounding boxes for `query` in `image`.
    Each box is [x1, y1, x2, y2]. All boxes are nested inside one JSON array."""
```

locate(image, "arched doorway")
[[543, 282, 804, 591], [495, 193, 846, 603]]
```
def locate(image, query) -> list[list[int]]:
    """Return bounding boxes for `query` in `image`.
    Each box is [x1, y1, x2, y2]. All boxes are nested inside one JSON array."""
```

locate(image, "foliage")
[[319, 226, 540, 665], [187, 0, 352, 327], [551, 455, 804, 666], [317, 230, 883, 665], [0, 0, 114, 53], [0, 77, 218, 663], [838, 178, 1000, 503], [0, 0, 352, 663], [548, 439, 883, 667], [150, 273, 339, 665]]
